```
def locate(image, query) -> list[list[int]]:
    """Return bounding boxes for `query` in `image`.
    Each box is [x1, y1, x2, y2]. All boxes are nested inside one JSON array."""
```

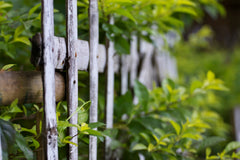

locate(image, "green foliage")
[[0, 0, 229, 159], [206, 141, 240, 159], [0, 99, 36, 159], [110, 72, 232, 159], [0, 119, 16, 159], [56, 99, 106, 159]]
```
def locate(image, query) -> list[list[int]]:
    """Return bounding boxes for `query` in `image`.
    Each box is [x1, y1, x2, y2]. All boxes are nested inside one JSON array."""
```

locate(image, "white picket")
[[0, 132, 2, 160], [66, 0, 78, 159], [130, 35, 139, 87], [121, 55, 130, 95], [234, 107, 240, 152], [89, 0, 99, 160], [41, 0, 58, 159], [105, 16, 115, 160]]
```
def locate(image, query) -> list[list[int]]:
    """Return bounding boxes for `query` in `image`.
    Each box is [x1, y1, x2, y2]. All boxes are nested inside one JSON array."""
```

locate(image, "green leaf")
[[0, 2, 12, 9], [57, 121, 79, 131], [140, 132, 151, 143], [85, 129, 103, 136], [115, 9, 136, 23], [109, 139, 123, 150], [134, 80, 149, 111], [190, 80, 202, 94], [31, 138, 40, 149], [80, 122, 90, 131], [10, 37, 31, 46], [207, 70, 215, 81], [169, 120, 181, 135], [177, 0, 196, 7], [162, 79, 175, 101], [1, 64, 16, 71], [28, 3, 41, 17], [198, 136, 226, 153], [14, 25, 25, 38], [103, 128, 118, 138], [0, 119, 16, 158], [206, 147, 211, 158], [9, 99, 22, 113], [66, 101, 91, 121], [88, 122, 105, 129], [114, 91, 133, 120], [15, 132, 34, 160], [132, 143, 147, 151], [224, 141, 240, 154], [78, 111, 88, 124], [173, 7, 197, 17], [114, 36, 130, 54], [182, 133, 202, 140], [20, 126, 37, 136]]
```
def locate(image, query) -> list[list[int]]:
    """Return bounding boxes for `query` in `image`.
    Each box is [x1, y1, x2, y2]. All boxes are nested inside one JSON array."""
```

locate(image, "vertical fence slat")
[[121, 55, 129, 95], [234, 107, 240, 146], [66, 0, 78, 159], [105, 16, 115, 160], [0, 132, 2, 160], [41, 0, 58, 159], [130, 35, 138, 87], [89, 0, 99, 160]]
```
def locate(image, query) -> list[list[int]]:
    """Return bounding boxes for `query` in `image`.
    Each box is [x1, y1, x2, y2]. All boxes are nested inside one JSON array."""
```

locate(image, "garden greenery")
[[1, 0, 239, 159]]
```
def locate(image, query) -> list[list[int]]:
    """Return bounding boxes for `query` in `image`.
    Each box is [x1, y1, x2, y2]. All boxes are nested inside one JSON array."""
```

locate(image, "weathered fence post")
[[105, 16, 115, 160], [139, 40, 154, 89], [0, 133, 2, 160], [121, 55, 129, 95], [234, 107, 240, 152], [66, 0, 78, 159], [130, 35, 139, 87], [89, 0, 99, 160], [41, 0, 58, 159]]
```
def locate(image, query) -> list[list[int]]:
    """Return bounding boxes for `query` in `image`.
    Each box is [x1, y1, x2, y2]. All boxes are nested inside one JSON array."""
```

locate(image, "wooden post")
[[66, 0, 78, 159], [105, 16, 115, 160], [41, 0, 58, 159], [89, 0, 99, 160], [0, 71, 65, 106]]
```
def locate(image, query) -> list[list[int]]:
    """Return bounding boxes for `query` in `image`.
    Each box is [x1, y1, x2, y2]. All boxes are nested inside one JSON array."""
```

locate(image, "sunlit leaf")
[[28, 3, 41, 17], [10, 37, 31, 46], [1, 64, 16, 71], [224, 141, 240, 154], [170, 120, 181, 135], [132, 143, 147, 151]]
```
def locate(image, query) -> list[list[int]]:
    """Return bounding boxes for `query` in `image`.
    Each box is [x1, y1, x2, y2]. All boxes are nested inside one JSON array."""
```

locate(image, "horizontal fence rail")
[[0, 71, 65, 106]]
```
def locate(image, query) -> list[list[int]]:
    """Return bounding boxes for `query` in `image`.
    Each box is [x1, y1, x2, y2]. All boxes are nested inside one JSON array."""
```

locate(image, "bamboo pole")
[[41, 0, 58, 158], [66, 0, 78, 159], [0, 71, 65, 106], [89, 0, 99, 160], [105, 16, 115, 160]]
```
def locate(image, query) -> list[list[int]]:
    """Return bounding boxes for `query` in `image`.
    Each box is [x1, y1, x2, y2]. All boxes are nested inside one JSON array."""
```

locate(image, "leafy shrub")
[[107, 71, 239, 160]]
